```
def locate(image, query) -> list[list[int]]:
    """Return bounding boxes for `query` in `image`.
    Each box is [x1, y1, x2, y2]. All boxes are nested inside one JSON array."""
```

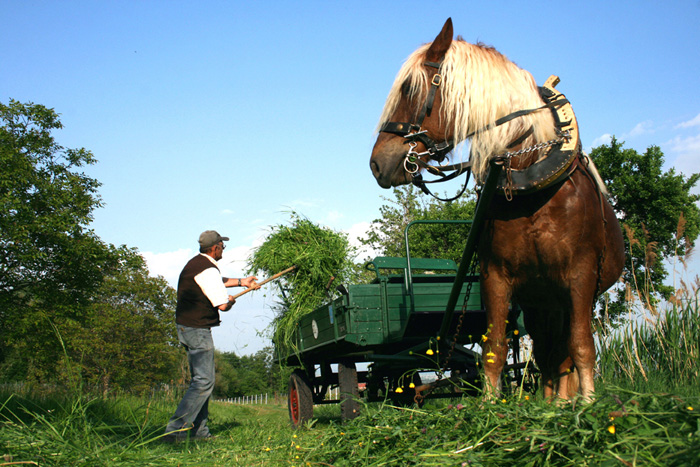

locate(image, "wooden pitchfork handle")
[[230, 265, 297, 300]]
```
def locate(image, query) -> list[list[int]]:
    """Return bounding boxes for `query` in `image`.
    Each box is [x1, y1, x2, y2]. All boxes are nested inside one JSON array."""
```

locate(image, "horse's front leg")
[[480, 272, 511, 399]]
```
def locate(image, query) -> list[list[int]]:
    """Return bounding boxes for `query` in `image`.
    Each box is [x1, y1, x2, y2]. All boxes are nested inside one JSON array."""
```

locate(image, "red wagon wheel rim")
[[289, 384, 301, 424]]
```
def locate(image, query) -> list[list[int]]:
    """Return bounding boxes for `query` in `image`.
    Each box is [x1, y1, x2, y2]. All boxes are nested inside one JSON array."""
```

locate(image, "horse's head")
[[371, 18, 558, 188], [370, 18, 454, 188]]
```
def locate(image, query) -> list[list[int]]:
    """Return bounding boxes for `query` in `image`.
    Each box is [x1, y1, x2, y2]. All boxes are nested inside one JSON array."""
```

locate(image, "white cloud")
[[676, 113, 700, 129], [141, 248, 194, 287], [589, 133, 612, 150], [625, 121, 653, 138], [666, 133, 700, 175], [325, 210, 343, 223], [218, 244, 257, 277], [344, 221, 378, 260]]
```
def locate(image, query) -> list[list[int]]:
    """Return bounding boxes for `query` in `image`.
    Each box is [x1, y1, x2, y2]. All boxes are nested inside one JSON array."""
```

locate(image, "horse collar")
[[494, 75, 581, 197]]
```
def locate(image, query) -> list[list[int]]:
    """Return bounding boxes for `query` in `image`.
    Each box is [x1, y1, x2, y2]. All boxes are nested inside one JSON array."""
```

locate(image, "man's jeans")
[[164, 325, 215, 438]]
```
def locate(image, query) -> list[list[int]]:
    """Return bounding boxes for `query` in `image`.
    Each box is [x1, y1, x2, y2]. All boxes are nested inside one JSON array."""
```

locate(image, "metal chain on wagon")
[[440, 252, 479, 377]]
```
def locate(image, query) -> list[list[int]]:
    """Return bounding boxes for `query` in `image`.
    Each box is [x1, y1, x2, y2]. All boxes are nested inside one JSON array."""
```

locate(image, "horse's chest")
[[482, 213, 583, 283]]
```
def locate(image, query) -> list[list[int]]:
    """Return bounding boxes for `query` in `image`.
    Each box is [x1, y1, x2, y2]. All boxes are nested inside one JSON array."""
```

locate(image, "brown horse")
[[370, 18, 624, 401]]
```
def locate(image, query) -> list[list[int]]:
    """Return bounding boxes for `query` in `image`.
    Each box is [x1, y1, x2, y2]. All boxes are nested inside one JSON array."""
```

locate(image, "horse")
[[369, 18, 624, 401]]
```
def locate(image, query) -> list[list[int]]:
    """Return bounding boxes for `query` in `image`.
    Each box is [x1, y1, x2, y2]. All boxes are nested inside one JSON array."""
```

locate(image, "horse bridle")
[[378, 59, 571, 201], [379, 60, 459, 173], [378, 60, 473, 201]]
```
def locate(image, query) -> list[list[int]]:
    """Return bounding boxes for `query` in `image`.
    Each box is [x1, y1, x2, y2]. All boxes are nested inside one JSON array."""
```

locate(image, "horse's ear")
[[425, 18, 453, 62]]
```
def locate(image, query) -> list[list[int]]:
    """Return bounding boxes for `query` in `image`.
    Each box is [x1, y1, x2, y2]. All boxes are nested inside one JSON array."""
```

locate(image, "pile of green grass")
[[298, 390, 699, 466], [247, 212, 357, 355]]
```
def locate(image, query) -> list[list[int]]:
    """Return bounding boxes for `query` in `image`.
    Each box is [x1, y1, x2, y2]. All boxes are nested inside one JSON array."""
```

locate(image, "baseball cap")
[[198, 230, 230, 249]]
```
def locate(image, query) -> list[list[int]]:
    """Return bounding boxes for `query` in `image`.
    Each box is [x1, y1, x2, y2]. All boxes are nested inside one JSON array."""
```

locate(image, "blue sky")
[[3, 1, 699, 355]]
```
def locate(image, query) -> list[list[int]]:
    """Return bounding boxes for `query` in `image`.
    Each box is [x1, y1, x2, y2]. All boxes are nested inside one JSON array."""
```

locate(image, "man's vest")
[[175, 255, 221, 328]]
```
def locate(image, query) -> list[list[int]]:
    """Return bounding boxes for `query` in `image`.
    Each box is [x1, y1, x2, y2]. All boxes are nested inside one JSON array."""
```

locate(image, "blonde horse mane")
[[377, 39, 558, 183]]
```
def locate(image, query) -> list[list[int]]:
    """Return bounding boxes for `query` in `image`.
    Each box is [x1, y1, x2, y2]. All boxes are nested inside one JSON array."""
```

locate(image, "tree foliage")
[[0, 99, 180, 392], [358, 184, 477, 265], [590, 137, 700, 313], [215, 347, 289, 397], [59, 246, 180, 395], [0, 100, 111, 307], [0, 99, 118, 382]]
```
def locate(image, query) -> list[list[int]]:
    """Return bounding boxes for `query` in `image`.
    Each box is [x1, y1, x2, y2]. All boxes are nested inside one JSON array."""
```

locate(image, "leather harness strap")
[[494, 76, 580, 195]]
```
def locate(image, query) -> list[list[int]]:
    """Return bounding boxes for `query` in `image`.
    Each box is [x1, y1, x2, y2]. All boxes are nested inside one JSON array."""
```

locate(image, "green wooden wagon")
[[278, 165, 533, 428]]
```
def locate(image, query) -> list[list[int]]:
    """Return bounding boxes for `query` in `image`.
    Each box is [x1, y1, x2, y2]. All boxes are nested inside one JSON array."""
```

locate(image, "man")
[[164, 230, 259, 442]]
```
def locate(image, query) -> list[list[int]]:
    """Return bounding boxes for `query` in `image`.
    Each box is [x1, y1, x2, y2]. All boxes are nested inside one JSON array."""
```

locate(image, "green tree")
[[0, 99, 116, 382], [215, 347, 286, 397], [359, 184, 477, 264], [590, 137, 700, 314], [59, 246, 180, 395]]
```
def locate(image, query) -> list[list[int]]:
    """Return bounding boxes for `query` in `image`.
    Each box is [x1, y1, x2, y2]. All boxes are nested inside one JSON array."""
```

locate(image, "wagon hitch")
[[413, 374, 466, 405]]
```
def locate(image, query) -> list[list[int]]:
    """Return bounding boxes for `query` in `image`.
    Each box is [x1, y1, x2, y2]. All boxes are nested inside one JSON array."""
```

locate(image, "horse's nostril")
[[370, 159, 381, 178]]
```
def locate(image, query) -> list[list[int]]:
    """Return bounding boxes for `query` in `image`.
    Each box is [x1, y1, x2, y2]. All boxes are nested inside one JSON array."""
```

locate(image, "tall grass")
[[596, 219, 700, 396]]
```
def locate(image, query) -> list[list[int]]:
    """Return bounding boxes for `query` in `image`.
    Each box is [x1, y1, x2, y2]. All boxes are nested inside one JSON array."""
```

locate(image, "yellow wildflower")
[[426, 349, 434, 355], [482, 335, 488, 342], [395, 387, 404, 394], [409, 382, 415, 388], [265, 447, 271, 451], [487, 359, 495, 364], [688, 406, 694, 411], [501, 399, 506, 403], [607, 425, 615, 434], [486, 352, 495, 357], [524, 395, 530, 401], [514, 330, 519, 336]]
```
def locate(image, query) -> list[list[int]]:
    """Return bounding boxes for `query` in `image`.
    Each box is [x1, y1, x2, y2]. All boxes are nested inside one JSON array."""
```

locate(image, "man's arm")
[[222, 275, 260, 289], [195, 268, 235, 311]]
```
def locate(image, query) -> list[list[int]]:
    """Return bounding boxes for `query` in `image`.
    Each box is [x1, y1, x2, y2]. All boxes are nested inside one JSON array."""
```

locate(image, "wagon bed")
[[279, 256, 487, 367]]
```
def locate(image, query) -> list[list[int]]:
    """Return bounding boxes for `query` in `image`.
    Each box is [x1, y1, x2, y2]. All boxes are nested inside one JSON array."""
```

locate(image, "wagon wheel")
[[288, 370, 313, 429], [338, 361, 360, 421]]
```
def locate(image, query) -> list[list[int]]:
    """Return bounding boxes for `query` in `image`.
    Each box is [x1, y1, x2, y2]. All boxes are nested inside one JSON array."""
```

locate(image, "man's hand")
[[218, 295, 236, 311], [241, 275, 260, 290]]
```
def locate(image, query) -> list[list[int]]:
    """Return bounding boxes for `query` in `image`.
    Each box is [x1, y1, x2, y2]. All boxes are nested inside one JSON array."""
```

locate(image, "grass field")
[[1, 383, 698, 466], [2, 266, 698, 465]]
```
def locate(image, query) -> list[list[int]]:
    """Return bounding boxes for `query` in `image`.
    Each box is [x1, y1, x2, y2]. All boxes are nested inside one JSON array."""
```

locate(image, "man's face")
[[214, 241, 225, 261]]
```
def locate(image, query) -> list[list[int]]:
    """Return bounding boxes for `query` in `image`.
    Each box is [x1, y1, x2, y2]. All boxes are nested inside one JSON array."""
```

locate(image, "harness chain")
[[497, 130, 571, 201]]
